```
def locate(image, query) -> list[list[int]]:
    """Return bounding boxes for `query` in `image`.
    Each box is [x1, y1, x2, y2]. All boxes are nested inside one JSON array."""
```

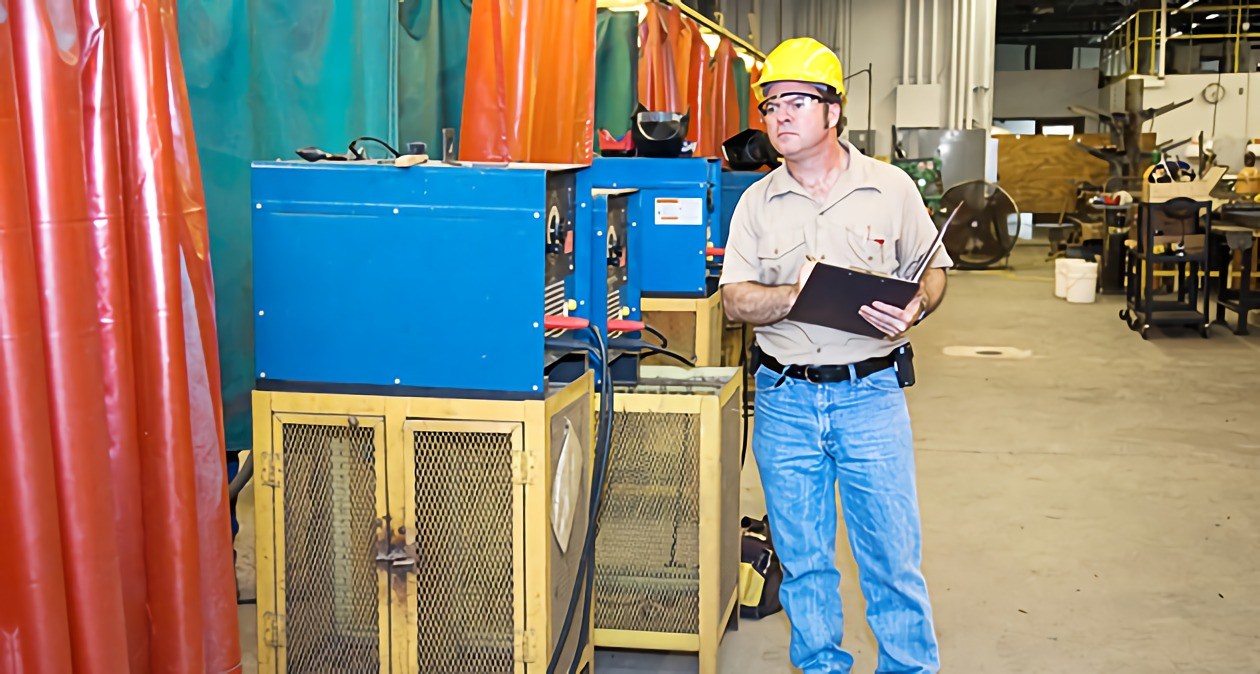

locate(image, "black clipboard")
[[785, 208, 956, 338]]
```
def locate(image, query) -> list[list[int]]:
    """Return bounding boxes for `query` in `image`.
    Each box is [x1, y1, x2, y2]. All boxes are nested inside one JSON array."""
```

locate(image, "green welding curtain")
[[733, 58, 751, 131], [398, 0, 473, 154], [594, 9, 638, 147], [179, 1, 396, 450]]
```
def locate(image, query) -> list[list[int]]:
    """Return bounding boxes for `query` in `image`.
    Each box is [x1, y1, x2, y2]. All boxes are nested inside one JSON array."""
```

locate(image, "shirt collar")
[[765, 138, 881, 205]]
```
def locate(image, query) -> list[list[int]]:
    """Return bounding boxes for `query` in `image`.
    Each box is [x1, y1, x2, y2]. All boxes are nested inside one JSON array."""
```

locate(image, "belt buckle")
[[803, 366, 822, 383]]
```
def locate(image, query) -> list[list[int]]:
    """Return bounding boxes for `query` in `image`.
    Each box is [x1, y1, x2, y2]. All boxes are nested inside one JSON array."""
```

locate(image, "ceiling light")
[[1191, 22, 1199, 29], [1171, 0, 1199, 15], [1171, 30, 1183, 37], [1204, 13, 1219, 20]]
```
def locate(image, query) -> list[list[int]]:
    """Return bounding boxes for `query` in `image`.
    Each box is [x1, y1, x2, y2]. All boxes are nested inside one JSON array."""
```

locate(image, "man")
[[720, 38, 949, 674]]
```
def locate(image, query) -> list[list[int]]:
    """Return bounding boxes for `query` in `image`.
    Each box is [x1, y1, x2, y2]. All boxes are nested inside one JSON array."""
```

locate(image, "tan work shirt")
[[719, 139, 952, 365]]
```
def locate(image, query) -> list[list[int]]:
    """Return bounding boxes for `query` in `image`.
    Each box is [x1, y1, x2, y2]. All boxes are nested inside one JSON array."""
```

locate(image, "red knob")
[[544, 315, 589, 331], [706, 246, 725, 256], [607, 319, 646, 332]]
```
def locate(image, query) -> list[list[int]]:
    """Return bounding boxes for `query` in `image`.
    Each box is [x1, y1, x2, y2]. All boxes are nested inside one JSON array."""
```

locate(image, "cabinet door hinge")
[[513, 628, 537, 663], [260, 451, 281, 488], [263, 611, 286, 648], [511, 448, 534, 485]]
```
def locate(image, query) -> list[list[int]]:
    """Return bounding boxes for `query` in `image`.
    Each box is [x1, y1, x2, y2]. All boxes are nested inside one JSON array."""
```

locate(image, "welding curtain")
[[1, 0, 239, 672], [398, 0, 474, 154], [179, 1, 423, 451], [595, 8, 638, 147], [634, 3, 749, 159], [460, 0, 597, 164]]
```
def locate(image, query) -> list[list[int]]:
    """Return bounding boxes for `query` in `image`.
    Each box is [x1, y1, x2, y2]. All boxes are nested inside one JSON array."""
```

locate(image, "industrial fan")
[[936, 180, 1021, 270]]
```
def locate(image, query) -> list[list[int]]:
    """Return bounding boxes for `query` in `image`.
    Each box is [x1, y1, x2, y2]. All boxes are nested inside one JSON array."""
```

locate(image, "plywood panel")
[[997, 133, 1155, 214]]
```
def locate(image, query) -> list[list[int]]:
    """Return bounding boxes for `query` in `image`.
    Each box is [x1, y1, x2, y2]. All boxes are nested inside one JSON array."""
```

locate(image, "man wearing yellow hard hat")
[[721, 37, 948, 673]]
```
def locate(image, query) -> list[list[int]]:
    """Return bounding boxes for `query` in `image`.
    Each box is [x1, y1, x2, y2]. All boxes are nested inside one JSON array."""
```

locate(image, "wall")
[[718, 0, 997, 158], [1102, 73, 1260, 169], [993, 69, 1103, 131]]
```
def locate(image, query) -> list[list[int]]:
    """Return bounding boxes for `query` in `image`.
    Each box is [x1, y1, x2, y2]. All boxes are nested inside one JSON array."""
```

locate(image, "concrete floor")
[[237, 244, 1260, 673]]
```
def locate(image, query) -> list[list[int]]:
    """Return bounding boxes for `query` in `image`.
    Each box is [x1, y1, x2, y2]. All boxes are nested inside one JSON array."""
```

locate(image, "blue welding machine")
[[251, 160, 591, 398], [577, 157, 721, 298], [717, 170, 766, 249]]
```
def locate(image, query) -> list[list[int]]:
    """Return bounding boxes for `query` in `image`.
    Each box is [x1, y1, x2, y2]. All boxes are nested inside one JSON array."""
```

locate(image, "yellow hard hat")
[[755, 37, 845, 102]]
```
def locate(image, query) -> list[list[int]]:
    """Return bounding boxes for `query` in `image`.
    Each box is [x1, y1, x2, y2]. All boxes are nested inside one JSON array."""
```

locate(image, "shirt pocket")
[[843, 225, 899, 276], [755, 228, 808, 285]]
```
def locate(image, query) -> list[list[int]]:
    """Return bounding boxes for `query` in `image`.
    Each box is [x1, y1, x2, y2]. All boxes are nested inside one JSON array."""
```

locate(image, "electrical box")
[[895, 84, 945, 129]]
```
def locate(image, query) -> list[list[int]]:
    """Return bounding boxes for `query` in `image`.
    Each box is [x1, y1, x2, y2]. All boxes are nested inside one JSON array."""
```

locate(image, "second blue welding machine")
[[578, 157, 721, 298]]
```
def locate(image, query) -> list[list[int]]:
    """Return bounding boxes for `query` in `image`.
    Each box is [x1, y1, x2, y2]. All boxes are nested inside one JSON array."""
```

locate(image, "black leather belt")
[[758, 350, 895, 384]]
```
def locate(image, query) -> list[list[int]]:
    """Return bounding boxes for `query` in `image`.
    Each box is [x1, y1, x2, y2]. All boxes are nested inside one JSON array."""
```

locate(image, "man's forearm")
[[722, 282, 796, 326], [920, 267, 947, 316]]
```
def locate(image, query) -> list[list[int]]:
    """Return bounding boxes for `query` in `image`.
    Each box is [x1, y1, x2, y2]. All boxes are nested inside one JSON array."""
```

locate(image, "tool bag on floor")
[[739, 515, 783, 619]]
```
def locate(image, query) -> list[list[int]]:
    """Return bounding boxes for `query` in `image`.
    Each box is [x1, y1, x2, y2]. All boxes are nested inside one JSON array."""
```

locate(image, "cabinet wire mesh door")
[[406, 420, 522, 673], [591, 367, 743, 674], [260, 412, 390, 674], [595, 411, 702, 633]]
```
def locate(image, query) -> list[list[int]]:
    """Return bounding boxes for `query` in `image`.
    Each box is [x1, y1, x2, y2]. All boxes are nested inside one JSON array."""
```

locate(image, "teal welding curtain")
[[398, 0, 473, 154], [594, 9, 638, 148], [179, 1, 396, 450], [733, 59, 751, 131]]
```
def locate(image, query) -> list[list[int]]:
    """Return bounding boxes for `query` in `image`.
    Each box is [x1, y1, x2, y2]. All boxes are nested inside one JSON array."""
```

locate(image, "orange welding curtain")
[[709, 37, 742, 162], [460, 0, 597, 164], [637, 3, 736, 158], [637, 2, 680, 114], [748, 61, 767, 131], [0, 0, 241, 672]]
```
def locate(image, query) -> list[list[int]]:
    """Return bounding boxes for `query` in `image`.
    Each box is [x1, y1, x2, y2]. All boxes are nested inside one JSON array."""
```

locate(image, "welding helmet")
[[755, 37, 845, 103], [630, 107, 690, 158], [722, 129, 781, 170]]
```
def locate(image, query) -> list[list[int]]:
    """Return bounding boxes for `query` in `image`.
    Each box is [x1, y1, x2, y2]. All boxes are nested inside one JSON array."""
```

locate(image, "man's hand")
[[793, 257, 819, 305], [859, 291, 924, 340]]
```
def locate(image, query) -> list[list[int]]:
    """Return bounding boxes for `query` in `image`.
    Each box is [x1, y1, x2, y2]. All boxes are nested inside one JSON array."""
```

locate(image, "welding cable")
[[548, 328, 615, 674], [567, 329, 616, 674], [608, 337, 696, 368], [640, 323, 670, 348]]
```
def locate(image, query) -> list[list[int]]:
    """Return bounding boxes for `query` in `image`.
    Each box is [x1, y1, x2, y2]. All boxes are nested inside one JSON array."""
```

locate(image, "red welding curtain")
[[460, 0, 597, 164], [0, 0, 240, 672]]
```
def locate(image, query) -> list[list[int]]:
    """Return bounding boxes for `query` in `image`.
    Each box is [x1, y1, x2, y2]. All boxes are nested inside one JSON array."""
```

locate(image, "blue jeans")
[[753, 364, 939, 674]]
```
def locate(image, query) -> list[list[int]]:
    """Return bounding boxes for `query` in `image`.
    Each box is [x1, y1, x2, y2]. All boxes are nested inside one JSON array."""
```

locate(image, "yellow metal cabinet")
[[640, 292, 724, 367], [253, 373, 595, 674], [592, 366, 743, 674]]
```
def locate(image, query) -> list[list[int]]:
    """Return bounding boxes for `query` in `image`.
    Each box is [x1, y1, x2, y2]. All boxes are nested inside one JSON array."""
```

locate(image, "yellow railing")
[[1102, 5, 1260, 78]]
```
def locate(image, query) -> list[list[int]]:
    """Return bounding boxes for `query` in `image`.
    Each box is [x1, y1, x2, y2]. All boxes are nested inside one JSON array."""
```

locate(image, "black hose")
[[548, 330, 615, 674], [641, 323, 669, 348], [637, 345, 695, 368]]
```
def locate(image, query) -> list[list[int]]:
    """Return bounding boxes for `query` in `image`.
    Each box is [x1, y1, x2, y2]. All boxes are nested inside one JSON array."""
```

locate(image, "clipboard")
[[785, 208, 956, 338]]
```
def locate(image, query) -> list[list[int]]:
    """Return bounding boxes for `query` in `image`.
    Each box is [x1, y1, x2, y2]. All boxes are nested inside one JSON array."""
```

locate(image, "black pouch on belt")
[[892, 344, 916, 388]]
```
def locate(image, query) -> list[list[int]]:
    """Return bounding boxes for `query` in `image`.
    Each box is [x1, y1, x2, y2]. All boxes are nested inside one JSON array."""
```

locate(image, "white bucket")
[[1054, 258, 1071, 298], [1064, 261, 1099, 304]]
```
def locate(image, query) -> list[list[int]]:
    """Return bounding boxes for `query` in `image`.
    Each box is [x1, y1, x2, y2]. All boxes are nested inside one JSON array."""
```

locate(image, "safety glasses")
[[758, 92, 827, 118]]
